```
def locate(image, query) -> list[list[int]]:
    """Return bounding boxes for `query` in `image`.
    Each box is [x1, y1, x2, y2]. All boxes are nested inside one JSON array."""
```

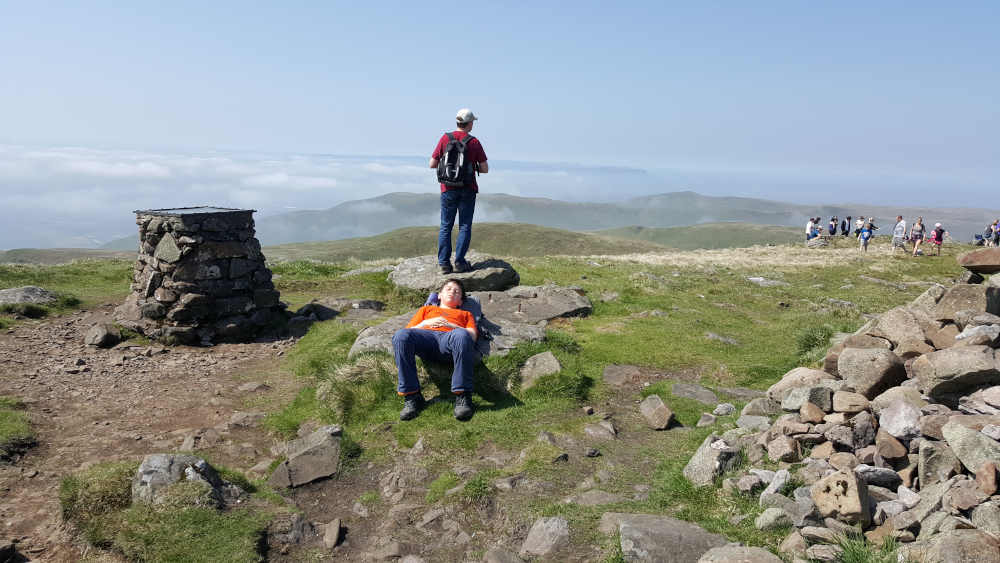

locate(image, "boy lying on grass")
[[392, 279, 478, 421]]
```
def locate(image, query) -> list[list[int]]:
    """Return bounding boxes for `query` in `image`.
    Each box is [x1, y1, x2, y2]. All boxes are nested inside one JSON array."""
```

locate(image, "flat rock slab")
[[604, 364, 642, 387], [698, 545, 782, 563], [0, 286, 57, 305], [959, 248, 1000, 275], [388, 252, 519, 292], [348, 285, 590, 358], [672, 382, 719, 405], [599, 513, 729, 563]]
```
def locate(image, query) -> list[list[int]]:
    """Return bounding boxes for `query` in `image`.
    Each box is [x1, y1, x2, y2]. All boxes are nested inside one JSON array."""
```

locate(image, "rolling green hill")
[[262, 223, 670, 262], [0, 248, 133, 265], [597, 222, 803, 250]]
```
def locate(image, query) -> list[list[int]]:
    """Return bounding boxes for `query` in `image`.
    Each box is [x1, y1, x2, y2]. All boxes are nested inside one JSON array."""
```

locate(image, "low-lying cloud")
[[0, 144, 656, 249]]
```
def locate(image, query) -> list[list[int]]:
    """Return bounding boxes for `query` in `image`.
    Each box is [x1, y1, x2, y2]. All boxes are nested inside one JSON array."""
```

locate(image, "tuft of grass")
[[114, 505, 268, 563], [0, 395, 34, 459], [359, 490, 380, 507], [461, 471, 499, 506], [837, 534, 901, 563], [426, 472, 460, 503], [59, 460, 139, 546]]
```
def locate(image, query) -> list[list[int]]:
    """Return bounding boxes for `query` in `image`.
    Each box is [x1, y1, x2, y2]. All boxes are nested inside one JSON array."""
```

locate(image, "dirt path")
[[0, 304, 297, 561]]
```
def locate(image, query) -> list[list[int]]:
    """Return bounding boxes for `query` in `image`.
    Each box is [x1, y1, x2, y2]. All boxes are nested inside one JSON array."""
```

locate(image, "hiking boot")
[[399, 392, 426, 421], [453, 260, 473, 273], [454, 393, 474, 421], [439, 263, 453, 275]]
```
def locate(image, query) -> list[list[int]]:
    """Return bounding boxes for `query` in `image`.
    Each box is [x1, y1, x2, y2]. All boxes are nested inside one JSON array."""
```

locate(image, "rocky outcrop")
[[348, 284, 591, 358], [132, 454, 244, 508], [599, 513, 729, 563], [0, 286, 57, 305], [389, 252, 519, 292]]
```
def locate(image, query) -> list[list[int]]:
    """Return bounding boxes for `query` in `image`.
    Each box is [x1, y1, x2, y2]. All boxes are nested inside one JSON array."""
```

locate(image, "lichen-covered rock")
[[810, 470, 871, 527], [683, 434, 742, 487], [132, 454, 244, 507]]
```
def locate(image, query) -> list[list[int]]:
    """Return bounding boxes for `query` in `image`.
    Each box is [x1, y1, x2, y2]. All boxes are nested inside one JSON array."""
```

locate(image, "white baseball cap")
[[456, 108, 478, 123]]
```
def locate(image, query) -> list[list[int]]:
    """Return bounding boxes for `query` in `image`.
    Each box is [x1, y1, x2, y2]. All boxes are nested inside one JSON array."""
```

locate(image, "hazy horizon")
[[2, 3, 998, 248]]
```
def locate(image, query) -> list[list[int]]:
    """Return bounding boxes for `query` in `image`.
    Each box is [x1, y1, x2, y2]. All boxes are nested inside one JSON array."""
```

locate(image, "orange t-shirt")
[[405, 305, 476, 333]]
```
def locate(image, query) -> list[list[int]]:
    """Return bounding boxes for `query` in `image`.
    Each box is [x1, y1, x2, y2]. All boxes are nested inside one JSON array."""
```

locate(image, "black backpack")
[[436, 132, 478, 188]]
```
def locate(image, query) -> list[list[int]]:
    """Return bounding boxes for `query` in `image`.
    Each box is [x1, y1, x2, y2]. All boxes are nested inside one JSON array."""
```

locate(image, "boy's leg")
[[438, 191, 460, 267], [393, 328, 444, 395], [439, 329, 477, 394]]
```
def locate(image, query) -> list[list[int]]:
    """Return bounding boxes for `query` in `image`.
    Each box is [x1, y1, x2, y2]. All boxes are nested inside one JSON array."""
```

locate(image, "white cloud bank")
[[0, 144, 653, 249]]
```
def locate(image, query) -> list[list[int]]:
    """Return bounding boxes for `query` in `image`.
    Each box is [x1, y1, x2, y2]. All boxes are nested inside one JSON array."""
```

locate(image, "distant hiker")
[[993, 220, 1000, 247], [909, 216, 925, 257], [393, 279, 478, 421], [828, 216, 838, 236], [805, 217, 815, 241], [986, 223, 996, 247], [891, 215, 907, 253], [430, 108, 489, 275], [859, 217, 876, 253], [842, 216, 850, 237], [929, 222, 947, 255], [854, 216, 865, 238]]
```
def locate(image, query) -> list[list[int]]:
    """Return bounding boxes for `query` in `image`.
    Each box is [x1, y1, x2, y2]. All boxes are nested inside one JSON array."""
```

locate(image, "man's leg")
[[438, 190, 460, 268], [453, 191, 477, 267]]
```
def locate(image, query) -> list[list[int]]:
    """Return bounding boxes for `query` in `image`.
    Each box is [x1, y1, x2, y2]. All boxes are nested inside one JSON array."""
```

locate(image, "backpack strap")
[[445, 132, 455, 142]]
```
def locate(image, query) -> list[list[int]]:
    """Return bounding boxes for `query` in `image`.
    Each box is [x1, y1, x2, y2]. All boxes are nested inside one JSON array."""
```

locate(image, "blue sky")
[[1, 1, 998, 248]]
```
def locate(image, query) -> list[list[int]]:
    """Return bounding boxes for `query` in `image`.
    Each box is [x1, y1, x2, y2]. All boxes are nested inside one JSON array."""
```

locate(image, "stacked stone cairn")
[[683, 271, 1000, 561], [114, 207, 284, 345]]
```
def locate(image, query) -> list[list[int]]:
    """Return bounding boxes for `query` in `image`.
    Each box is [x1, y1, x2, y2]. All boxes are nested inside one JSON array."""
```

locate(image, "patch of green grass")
[[426, 472, 460, 503], [0, 395, 34, 459], [359, 490, 380, 507], [114, 505, 268, 563], [837, 534, 901, 563], [263, 387, 337, 438], [59, 460, 139, 546], [0, 260, 132, 307], [461, 470, 500, 506]]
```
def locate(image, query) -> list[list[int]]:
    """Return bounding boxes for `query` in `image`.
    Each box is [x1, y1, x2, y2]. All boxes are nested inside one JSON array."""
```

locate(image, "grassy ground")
[[263, 236, 966, 557], [263, 223, 668, 262], [597, 222, 802, 249], [0, 395, 34, 460], [3, 235, 968, 559]]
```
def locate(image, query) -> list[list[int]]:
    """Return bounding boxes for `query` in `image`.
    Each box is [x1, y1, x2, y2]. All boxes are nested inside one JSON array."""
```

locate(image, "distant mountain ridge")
[[101, 191, 997, 249]]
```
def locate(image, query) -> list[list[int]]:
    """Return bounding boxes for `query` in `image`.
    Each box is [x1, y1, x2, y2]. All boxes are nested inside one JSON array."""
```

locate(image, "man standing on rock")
[[430, 108, 488, 275]]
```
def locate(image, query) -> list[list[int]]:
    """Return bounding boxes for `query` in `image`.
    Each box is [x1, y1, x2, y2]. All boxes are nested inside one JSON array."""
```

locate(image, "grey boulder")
[[600, 512, 728, 563], [269, 425, 342, 488], [132, 453, 244, 507], [683, 434, 742, 486], [389, 252, 519, 292]]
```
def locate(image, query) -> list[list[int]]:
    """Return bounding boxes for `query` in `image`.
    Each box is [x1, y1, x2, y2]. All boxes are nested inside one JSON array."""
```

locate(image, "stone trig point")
[[114, 206, 285, 345]]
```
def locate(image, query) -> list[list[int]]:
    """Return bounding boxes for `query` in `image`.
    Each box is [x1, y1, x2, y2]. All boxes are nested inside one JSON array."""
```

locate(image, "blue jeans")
[[438, 189, 476, 266], [393, 328, 476, 394]]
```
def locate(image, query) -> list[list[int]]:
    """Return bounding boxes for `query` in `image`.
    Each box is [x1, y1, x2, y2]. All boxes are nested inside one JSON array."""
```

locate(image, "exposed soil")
[[0, 304, 299, 561]]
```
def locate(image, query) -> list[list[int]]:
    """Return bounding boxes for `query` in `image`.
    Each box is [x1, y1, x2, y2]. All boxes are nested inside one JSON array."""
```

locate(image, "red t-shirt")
[[405, 305, 476, 333], [432, 131, 487, 193]]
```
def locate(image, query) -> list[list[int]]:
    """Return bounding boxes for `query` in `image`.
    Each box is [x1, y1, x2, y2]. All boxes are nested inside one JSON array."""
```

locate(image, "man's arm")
[[477, 161, 488, 173], [429, 157, 439, 169]]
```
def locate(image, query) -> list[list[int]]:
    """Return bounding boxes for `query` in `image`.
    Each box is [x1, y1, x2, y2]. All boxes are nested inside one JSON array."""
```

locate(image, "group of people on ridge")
[[806, 215, 948, 255], [983, 221, 1000, 247]]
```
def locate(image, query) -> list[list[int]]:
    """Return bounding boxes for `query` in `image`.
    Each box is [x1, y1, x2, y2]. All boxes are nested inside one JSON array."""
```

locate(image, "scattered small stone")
[[585, 448, 600, 458], [712, 403, 736, 416], [552, 453, 569, 464]]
